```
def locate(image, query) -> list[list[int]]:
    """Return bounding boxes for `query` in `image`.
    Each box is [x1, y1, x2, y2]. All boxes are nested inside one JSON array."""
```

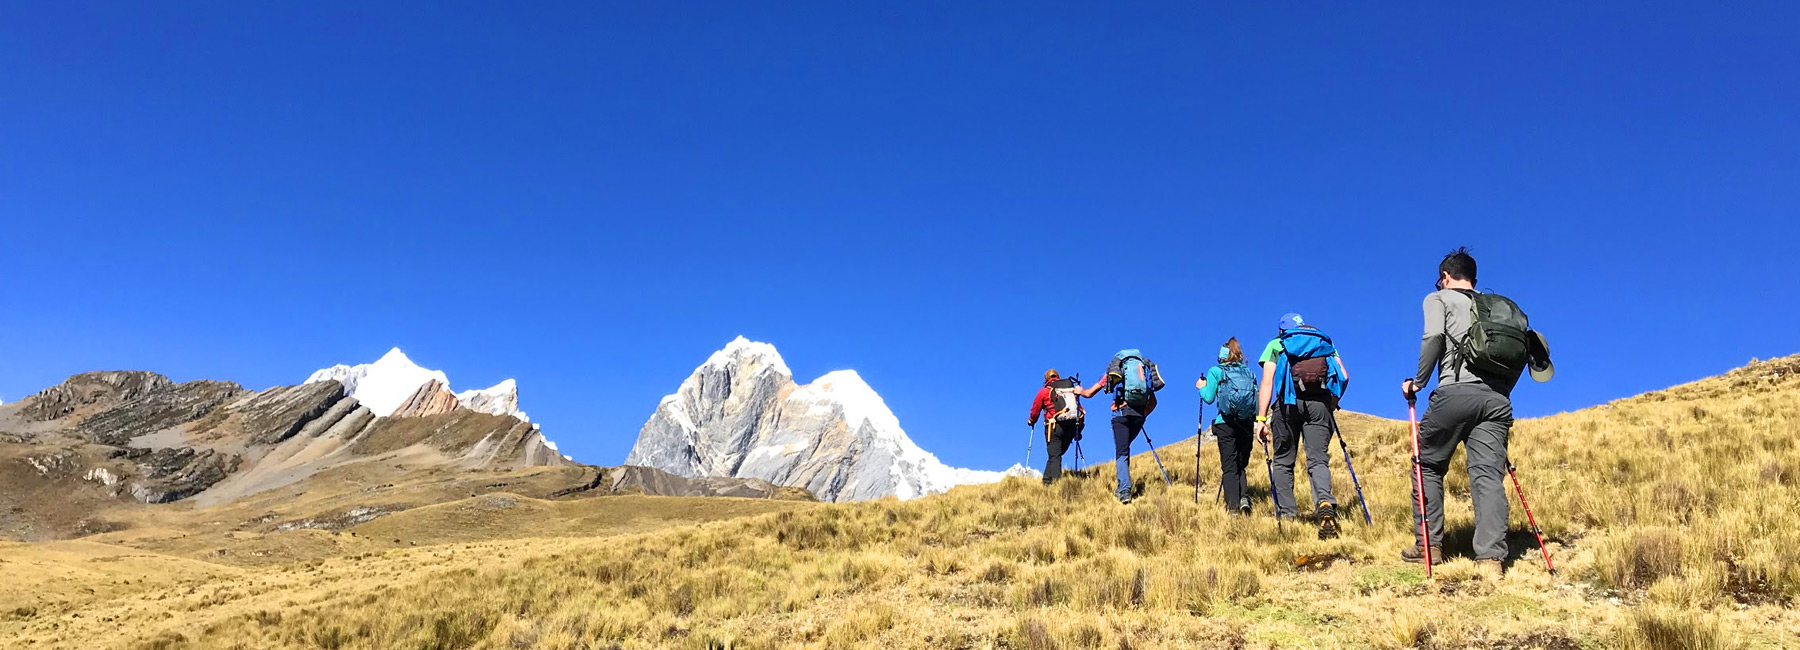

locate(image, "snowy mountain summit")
[[305, 348, 529, 421], [625, 337, 1008, 502]]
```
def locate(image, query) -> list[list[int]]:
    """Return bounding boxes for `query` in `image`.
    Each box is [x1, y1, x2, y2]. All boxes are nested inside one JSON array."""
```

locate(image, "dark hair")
[[1222, 337, 1244, 364], [1439, 246, 1477, 284]]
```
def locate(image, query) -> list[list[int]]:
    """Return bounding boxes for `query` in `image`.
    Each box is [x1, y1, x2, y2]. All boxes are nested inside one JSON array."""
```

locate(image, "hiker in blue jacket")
[[1077, 350, 1165, 504], [1254, 313, 1352, 539], [1197, 338, 1258, 515]]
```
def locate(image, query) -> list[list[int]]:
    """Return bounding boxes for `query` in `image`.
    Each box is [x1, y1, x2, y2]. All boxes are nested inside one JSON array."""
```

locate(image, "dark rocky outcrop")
[[128, 447, 242, 503], [78, 380, 246, 445], [18, 371, 175, 422], [196, 381, 347, 445]]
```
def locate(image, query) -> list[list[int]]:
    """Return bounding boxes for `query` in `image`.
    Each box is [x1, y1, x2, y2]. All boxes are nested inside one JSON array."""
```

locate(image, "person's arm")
[[1076, 376, 1108, 399], [1197, 366, 1221, 404], [1254, 360, 1278, 441], [1028, 387, 1049, 426], [1407, 293, 1447, 397]]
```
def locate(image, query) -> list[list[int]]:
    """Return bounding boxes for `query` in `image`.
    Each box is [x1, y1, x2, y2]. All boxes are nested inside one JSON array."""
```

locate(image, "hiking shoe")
[[1238, 504, 1252, 516], [1400, 545, 1443, 564], [1474, 558, 1505, 572], [1315, 502, 1341, 540], [1118, 494, 1134, 505]]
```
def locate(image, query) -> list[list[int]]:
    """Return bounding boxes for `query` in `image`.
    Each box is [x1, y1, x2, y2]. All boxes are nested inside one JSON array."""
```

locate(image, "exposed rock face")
[[19, 371, 175, 422], [128, 447, 242, 503], [456, 379, 527, 421], [626, 337, 1007, 502], [77, 379, 246, 445], [393, 379, 461, 418]]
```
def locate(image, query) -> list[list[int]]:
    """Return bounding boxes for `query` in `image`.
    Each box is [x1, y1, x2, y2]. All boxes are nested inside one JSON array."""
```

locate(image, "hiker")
[[1254, 313, 1352, 538], [1197, 338, 1258, 515], [1077, 350, 1165, 503], [1401, 247, 1549, 568], [1026, 369, 1084, 484]]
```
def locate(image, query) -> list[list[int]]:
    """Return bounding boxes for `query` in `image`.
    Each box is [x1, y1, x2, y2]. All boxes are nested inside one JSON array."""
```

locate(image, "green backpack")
[[1453, 289, 1531, 378]]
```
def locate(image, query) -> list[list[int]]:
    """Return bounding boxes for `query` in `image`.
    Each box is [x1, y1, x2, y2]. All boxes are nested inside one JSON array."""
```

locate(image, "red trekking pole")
[[1406, 392, 1433, 579], [1507, 463, 1557, 575]]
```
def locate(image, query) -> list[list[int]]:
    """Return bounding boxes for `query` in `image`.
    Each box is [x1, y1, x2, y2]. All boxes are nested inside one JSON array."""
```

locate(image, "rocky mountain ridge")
[[626, 337, 1013, 502], [2, 356, 809, 542]]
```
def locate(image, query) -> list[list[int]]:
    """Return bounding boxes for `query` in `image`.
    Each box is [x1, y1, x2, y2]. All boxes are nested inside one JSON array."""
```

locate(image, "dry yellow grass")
[[6, 357, 1800, 649]]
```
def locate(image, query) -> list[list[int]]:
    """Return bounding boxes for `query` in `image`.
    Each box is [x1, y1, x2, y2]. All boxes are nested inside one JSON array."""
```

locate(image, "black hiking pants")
[[1043, 418, 1083, 483], [1214, 416, 1254, 512], [1416, 382, 1514, 561], [1270, 396, 1336, 517]]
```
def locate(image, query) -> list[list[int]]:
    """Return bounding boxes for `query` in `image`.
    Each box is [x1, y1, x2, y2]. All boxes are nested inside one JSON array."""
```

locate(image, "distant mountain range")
[[627, 337, 1020, 502], [0, 349, 801, 542]]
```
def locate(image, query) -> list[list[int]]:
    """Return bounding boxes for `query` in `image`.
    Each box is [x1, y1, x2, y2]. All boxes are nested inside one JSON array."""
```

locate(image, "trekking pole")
[[1507, 463, 1557, 576], [1406, 392, 1433, 579], [1024, 424, 1034, 474], [1075, 440, 1084, 472], [1262, 436, 1283, 533], [1324, 409, 1374, 526], [1139, 427, 1175, 487], [1194, 401, 1204, 504]]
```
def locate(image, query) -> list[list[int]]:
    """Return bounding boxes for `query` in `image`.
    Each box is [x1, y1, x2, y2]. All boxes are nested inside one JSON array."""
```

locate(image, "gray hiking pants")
[[1270, 397, 1335, 517], [1416, 382, 1513, 561]]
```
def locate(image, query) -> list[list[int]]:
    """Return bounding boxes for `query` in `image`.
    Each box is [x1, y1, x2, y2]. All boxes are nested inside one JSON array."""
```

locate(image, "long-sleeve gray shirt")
[[1415, 289, 1517, 396]]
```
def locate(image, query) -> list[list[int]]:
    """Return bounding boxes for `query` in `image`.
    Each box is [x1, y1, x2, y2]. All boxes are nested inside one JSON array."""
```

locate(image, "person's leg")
[[1301, 399, 1337, 508], [1417, 385, 1477, 552], [1465, 389, 1514, 561], [1043, 421, 1065, 483], [1269, 406, 1301, 518], [1230, 418, 1254, 510], [1112, 416, 1135, 500], [1215, 420, 1245, 512]]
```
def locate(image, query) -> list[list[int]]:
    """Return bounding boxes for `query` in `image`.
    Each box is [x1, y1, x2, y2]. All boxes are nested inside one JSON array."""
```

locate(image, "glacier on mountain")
[[305, 348, 564, 459], [625, 336, 1008, 502]]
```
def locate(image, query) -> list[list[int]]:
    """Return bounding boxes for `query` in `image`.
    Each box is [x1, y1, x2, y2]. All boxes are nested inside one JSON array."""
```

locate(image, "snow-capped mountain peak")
[[627, 338, 1006, 502], [305, 348, 529, 422], [305, 347, 449, 418], [456, 379, 529, 423]]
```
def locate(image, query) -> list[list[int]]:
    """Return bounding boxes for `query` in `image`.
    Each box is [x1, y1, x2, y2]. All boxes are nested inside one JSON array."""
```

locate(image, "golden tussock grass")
[[7, 357, 1800, 649]]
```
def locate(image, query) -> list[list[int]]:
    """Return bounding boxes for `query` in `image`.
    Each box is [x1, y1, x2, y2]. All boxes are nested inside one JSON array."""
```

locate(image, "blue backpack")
[[1274, 327, 1349, 406], [1216, 362, 1259, 419], [1111, 349, 1156, 408]]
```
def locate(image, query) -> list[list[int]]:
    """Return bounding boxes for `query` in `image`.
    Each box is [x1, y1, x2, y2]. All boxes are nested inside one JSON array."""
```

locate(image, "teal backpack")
[[1216, 363, 1259, 419], [1111, 349, 1156, 408]]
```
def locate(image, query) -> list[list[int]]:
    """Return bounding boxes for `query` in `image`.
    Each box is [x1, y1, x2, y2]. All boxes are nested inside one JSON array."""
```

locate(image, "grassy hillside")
[[7, 357, 1800, 649]]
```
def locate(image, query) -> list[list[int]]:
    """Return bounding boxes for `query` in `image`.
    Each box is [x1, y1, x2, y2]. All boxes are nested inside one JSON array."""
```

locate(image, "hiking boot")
[[1238, 504, 1252, 516], [1400, 545, 1443, 564], [1473, 558, 1505, 572], [1315, 502, 1341, 540], [1118, 493, 1134, 505]]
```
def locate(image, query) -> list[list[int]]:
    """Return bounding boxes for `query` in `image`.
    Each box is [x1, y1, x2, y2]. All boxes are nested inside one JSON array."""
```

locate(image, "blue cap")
[[1278, 312, 1304, 331], [1217, 346, 1232, 361]]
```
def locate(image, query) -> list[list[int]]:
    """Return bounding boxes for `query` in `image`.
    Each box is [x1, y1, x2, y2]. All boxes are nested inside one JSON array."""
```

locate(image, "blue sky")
[[4, 3, 1796, 469]]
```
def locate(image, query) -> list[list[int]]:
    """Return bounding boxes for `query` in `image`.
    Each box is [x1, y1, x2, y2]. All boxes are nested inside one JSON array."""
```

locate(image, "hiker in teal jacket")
[[1197, 338, 1257, 515]]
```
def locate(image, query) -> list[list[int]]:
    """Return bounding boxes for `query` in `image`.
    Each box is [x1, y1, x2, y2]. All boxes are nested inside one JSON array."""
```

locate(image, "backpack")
[[1275, 326, 1348, 404], [1048, 377, 1083, 423], [1452, 289, 1531, 379], [1110, 349, 1157, 408], [1215, 362, 1259, 419]]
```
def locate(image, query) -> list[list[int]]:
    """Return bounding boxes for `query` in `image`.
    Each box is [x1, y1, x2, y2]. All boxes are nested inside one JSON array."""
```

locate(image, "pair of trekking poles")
[[1404, 387, 1556, 578]]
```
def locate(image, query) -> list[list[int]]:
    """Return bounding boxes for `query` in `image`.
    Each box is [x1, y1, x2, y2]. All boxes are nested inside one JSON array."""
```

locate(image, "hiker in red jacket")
[[1027, 369, 1084, 484]]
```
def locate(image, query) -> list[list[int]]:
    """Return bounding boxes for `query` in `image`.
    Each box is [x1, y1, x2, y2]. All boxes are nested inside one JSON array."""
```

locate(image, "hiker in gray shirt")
[[1400, 247, 1519, 568]]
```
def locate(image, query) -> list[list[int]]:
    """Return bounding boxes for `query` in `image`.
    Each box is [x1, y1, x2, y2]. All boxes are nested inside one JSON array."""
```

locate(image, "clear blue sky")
[[4, 3, 1795, 469]]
